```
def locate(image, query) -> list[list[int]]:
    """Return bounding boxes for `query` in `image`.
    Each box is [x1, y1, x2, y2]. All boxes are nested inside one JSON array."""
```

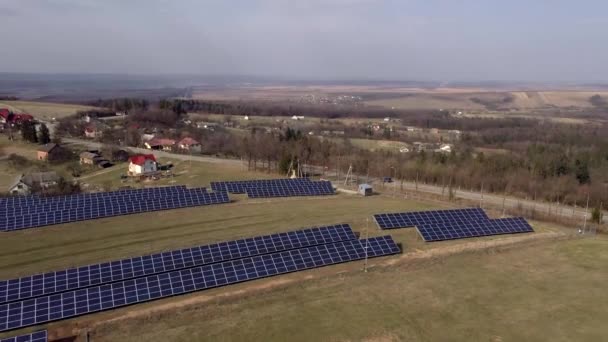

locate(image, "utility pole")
[[363, 218, 369, 273], [391, 166, 396, 198], [583, 192, 590, 234], [479, 181, 484, 208]]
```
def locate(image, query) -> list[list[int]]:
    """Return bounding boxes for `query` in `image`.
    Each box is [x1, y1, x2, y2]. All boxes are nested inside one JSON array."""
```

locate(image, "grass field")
[[80, 158, 276, 191], [0, 152, 596, 341], [0, 100, 99, 120], [91, 237, 608, 342]]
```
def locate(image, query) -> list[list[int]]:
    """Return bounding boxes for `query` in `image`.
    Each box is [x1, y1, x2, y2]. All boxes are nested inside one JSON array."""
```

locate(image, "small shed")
[[358, 183, 373, 196]]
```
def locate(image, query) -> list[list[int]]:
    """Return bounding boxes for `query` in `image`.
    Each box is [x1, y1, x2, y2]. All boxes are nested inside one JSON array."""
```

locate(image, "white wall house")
[[128, 154, 158, 176]]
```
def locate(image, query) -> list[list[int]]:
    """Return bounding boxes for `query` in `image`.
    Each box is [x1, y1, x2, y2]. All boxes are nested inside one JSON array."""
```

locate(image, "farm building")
[[128, 154, 157, 176], [79, 151, 99, 165], [358, 184, 373, 196], [145, 138, 175, 151], [8, 171, 60, 195], [177, 137, 202, 153], [36, 143, 61, 161]]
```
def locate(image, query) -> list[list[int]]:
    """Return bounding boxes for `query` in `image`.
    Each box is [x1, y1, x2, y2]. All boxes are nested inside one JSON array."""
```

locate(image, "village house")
[[177, 137, 202, 153], [36, 143, 61, 161], [84, 124, 103, 139], [196, 122, 218, 130], [144, 138, 175, 151], [8, 171, 60, 195], [79, 151, 99, 165], [128, 154, 157, 176], [0, 109, 34, 126]]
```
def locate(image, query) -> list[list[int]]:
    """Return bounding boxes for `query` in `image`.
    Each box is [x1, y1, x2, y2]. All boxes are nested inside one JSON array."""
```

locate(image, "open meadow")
[[0, 101, 99, 120], [0, 147, 602, 342]]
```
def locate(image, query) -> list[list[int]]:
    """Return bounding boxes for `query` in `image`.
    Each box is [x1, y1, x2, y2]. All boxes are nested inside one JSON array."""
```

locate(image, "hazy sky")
[[1, 0, 607, 81]]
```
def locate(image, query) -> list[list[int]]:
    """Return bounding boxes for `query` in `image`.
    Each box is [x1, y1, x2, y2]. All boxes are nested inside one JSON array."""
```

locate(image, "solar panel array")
[[0, 236, 399, 332], [0, 187, 229, 232], [416, 217, 534, 242], [211, 178, 334, 198], [374, 208, 533, 242], [0, 330, 46, 342], [0, 186, 188, 209], [246, 181, 334, 198], [211, 178, 312, 194], [374, 208, 489, 229], [0, 224, 356, 304]]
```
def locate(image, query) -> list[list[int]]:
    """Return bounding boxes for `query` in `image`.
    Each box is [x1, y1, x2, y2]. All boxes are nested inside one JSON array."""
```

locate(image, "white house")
[[128, 154, 158, 176], [439, 144, 453, 153], [243, 115, 250, 120], [291, 115, 305, 120], [399, 147, 410, 153], [383, 117, 391, 122]]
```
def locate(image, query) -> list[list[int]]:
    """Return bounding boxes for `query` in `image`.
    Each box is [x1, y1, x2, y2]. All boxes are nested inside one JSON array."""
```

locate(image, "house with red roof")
[[144, 138, 175, 151], [177, 137, 201, 153], [0, 109, 10, 124], [0, 109, 33, 125], [128, 154, 157, 176]]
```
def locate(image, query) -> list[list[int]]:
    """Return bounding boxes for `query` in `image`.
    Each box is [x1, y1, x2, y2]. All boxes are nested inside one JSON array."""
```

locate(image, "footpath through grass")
[[93, 237, 608, 342]]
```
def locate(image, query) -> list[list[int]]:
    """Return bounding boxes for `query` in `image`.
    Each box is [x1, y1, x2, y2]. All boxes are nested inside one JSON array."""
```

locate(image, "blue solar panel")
[[211, 178, 312, 194], [416, 217, 534, 242], [0, 186, 187, 209], [0, 236, 399, 332], [373, 208, 489, 229], [0, 330, 46, 342], [0, 224, 356, 304], [0, 189, 229, 232], [245, 181, 334, 198]]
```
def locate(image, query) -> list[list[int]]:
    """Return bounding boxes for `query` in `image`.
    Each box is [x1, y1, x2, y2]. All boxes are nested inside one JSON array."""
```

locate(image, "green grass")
[[0, 194, 435, 279], [80, 158, 277, 190], [90, 237, 608, 342]]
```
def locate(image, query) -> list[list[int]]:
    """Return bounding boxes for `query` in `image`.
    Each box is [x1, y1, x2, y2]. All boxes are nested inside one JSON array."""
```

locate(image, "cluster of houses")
[[142, 136, 202, 153], [0, 108, 34, 126]]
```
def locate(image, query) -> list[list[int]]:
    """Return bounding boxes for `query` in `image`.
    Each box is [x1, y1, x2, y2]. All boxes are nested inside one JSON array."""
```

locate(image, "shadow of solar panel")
[[416, 217, 534, 242], [0, 236, 399, 332], [373, 208, 489, 229], [211, 178, 312, 194], [0, 189, 229, 232], [0, 330, 46, 342], [0, 224, 356, 304]]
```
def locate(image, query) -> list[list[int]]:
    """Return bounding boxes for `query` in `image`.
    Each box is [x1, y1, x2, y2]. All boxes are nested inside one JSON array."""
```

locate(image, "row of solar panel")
[[373, 208, 490, 229], [373, 208, 534, 242], [210, 178, 311, 194], [0, 188, 210, 217], [246, 182, 334, 198], [417, 217, 534, 242], [0, 192, 229, 232], [0, 186, 188, 208], [0, 224, 356, 304], [0, 236, 399, 332], [0, 330, 46, 342]]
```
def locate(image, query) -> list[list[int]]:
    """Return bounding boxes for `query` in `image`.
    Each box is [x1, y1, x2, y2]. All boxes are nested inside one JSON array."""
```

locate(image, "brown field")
[[191, 84, 608, 112], [0, 101, 100, 120]]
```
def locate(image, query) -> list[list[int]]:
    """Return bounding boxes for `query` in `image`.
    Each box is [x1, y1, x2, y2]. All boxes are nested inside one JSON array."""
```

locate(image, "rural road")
[[62, 137, 606, 224]]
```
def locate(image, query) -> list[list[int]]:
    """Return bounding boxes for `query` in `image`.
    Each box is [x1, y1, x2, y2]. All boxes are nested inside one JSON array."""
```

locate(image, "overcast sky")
[[1, 0, 607, 82]]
